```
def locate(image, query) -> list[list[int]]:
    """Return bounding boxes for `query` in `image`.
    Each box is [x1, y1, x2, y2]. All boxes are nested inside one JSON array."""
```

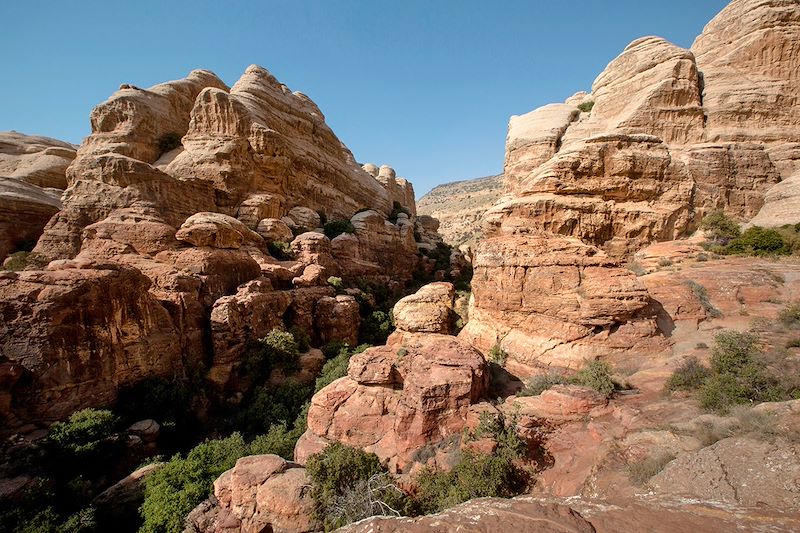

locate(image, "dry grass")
[[627, 452, 675, 484]]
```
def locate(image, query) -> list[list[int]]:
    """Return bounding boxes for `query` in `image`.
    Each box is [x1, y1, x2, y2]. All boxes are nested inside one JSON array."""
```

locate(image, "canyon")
[[2, 0, 800, 532]]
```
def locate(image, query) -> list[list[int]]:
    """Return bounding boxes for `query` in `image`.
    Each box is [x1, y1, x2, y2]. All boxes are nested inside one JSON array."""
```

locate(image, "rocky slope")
[[417, 174, 504, 248], [0, 65, 433, 428], [460, 0, 800, 372]]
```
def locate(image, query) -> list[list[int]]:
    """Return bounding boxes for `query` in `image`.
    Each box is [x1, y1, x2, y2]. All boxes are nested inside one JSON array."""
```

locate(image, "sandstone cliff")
[[461, 0, 800, 372], [0, 66, 430, 427]]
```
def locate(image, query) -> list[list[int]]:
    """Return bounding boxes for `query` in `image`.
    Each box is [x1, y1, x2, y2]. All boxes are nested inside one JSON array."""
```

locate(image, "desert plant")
[[700, 211, 740, 245], [306, 443, 391, 531], [577, 101, 595, 113], [685, 280, 723, 318], [323, 220, 355, 239], [242, 329, 300, 381], [267, 240, 294, 260], [626, 261, 646, 276], [724, 226, 789, 256], [360, 310, 393, 345], [327, 276, 344, 291], [518, 373, 567, 396], [572, 359, 615, 397], [315, 344, 370, 393], [488, 342, 508, 366], [627, 452, 675, 484], [665, 357, 710, 392], [1, 251, 33, 271], [658, 257, 673, 267], [778, 303, 800, 328], [47, 408, 118, 456]]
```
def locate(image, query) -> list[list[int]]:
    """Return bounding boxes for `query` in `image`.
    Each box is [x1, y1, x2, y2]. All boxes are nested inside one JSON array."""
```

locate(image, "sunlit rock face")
[[463, 0, 800, 372]]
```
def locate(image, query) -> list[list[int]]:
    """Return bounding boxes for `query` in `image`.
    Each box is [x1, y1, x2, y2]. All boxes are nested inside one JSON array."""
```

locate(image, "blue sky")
[[1, 0, 729, 196]]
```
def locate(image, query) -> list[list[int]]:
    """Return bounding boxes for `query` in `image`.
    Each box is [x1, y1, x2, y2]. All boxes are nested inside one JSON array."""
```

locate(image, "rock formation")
[[0, 132, 77, 262], [462, 0, 800, 372], [294, 330, 489, 473], [417, 174, 503, 248], [0, 65, 434, 427]]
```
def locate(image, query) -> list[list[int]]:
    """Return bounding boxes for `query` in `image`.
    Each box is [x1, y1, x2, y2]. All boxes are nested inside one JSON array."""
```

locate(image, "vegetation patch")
[[685, 280, 723, 318], [627, 452, 675, 485], [323, 220, 355, 239], [577, 101, 594, 113]]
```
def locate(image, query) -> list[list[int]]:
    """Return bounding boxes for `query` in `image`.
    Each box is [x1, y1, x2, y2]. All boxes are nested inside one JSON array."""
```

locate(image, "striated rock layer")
[[463, 0, 800, 371], [0, 65, 431, 427]]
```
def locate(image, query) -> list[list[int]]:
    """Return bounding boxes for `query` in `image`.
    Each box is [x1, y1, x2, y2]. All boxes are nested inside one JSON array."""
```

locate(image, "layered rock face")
[[0, 132, 77, 261], [0, 66, 431, 426], [463, 0, 800, 370]]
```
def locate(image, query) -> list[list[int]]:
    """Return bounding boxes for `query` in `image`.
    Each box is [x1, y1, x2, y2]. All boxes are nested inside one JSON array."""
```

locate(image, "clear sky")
[[1, 0, 729, 196]]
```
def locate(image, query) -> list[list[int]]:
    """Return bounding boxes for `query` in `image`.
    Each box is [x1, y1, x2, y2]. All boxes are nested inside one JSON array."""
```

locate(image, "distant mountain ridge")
[[417, 173, 503, 247]]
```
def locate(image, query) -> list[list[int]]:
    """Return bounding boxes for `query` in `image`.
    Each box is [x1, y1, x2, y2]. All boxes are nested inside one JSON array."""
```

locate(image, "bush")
[[267, 240, 294, 260], [778, 303, 800, 328], [323, 220, 355, 239], [686, 280, 722, 318], [577, 101, 595, 113], [156, 132, 182, 154], [327, 276, 344, 292], [658, 257, 673, 267], [47, 408, 118, 456], [288, 326, 311, 352], [388, 201, 412, 224], [236, 379, 312, 436], [698, 331, 786, 412], [360, 310, 393, 345], [140, 433, 251, 533], [700, 211, 740, 245], [306, 443, 392, 531], [572, 360, 615, 397], [414, 448, 526, 515], [665, 357, 710, 392], [488, 342, 508, 366], [518, 373, 567, 396], [1, 251, 33, 271], [724, 226, 789, 256], [242, 329, 300, 381], [116, 377, 190, 425]]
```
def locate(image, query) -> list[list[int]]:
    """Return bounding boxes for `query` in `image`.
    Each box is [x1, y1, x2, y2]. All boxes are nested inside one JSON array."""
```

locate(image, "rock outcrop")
[[185, 454, 318, 533], [463, 0, 800, 372], [294, 332, 488, 473], [0, 65, 437, 427]]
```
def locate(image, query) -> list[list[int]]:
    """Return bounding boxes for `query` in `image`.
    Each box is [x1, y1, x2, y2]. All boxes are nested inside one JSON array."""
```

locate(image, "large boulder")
[[176, 212, 263, 249], [185, 454, 318, 533], [294, 333, 488, 473], [393, 282, 456, 334], [0, 178, 62, 261]]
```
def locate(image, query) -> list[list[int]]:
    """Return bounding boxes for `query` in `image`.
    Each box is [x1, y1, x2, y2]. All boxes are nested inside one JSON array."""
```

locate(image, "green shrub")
[[686, 280, 722, 318], [321, 340, 349, 360], [414, 451, 526, 515], [572, 360, 615, 397], [242, 329, 300, 381], [236, 379, 312, 436], [658, 257, 673, 267], [59, 507, 96, 533], [323, 220, 356, 239], [140, 433, 251, 533], [327, 276, 344, 291], [388, 201, 412, 224], [248, 422, 304, 460], [47, 408, 118, 456], [518, 373, 567, 396], [306, 443, 390, 531], [116, 377, 190, 425], [488, 342, 508, 366], [700, 211, 740, 245], [577, 101, 595, 113], [724, 226, 789, 256], [288, 326, 311, 352], [698, 331, 786, 412], [359, 310, 393, 345], [267, 240, 294, 260], [778, 303, 800, 328], [665, 357, 710, 392], [1, 251, 33, 271], [156, 132, 182, 154]]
